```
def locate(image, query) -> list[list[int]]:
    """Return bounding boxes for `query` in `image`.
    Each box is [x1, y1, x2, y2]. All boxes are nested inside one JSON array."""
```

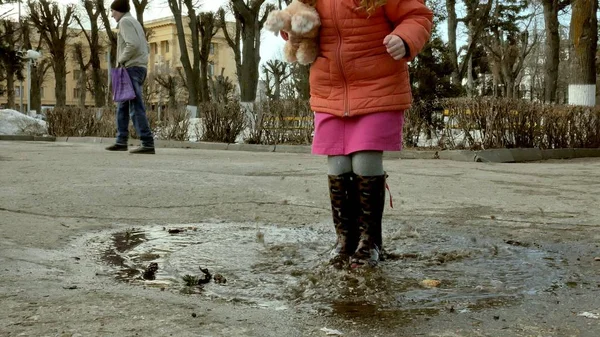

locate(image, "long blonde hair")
[[356, 0, 387, 14]]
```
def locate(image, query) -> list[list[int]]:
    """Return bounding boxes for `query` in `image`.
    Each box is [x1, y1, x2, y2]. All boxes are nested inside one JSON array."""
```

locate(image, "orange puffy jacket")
[[308, 0, 433, 117]]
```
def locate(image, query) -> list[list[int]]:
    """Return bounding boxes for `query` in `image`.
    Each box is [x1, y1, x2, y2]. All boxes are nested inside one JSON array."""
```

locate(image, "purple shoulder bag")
[[111, 67, 136, 102]]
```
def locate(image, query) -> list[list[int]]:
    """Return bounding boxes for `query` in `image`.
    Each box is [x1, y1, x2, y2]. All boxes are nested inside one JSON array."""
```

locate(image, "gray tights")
[[327, 151, 384, 176]]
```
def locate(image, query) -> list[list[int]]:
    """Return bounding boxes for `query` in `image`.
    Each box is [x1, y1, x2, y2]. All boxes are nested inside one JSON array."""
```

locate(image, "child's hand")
[[383, 35, 407, 60]]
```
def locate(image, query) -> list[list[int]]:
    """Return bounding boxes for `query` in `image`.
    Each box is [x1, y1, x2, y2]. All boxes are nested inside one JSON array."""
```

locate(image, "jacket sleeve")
[[384, 0, 433, 61], [117, 19, 140, 66]]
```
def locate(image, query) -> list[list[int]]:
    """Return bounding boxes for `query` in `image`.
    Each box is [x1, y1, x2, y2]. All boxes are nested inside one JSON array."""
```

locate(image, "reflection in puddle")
[[90, 222, 564, 323]]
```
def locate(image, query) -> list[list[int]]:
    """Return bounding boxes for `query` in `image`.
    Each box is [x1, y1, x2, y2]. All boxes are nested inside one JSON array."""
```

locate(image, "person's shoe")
[[328, 173, 359, 269], [129, 146, 155, 154], [350, 174, 387, 269], [105, 143, 128, 151]]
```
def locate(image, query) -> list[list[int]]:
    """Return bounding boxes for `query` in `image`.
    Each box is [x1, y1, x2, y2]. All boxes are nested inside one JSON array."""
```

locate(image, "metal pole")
[[18, 1, 23, 113], [107, 50, 111, 106], [26, 60, 31, 115], [158, 61, 162, 120]]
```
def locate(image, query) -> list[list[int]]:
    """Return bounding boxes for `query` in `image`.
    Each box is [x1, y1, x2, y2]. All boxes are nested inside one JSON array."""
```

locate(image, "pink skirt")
[[312, 111, 404, 156]]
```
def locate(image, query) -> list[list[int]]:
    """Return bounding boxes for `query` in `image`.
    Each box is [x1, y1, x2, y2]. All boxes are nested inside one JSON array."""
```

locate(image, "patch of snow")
[[0, 109, 48, 136]]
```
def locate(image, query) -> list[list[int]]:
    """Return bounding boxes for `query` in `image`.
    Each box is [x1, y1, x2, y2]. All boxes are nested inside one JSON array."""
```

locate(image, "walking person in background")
[[283, 0, 432, 268], [105, 0, 155, 154]]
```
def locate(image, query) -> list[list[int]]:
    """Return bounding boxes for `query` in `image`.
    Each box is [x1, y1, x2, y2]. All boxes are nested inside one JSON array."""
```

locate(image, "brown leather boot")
[[328, 173, 359, 269], [351, 174, 386, 268]]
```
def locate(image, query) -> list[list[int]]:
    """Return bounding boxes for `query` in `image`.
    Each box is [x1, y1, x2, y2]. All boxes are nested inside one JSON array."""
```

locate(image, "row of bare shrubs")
[[405, 98, 600, 149], [46, 106, 192, 141], [246, 99, 313, 145], [197, 99, 313, 144], [46, 107, 116, 138], [45, 99, 313, 145], [46, 98, 600, 149]]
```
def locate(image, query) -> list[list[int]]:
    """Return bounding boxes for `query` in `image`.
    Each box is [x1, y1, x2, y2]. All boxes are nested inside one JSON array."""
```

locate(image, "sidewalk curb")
[[0, 135, 56, 142], [2, 136, 600, 162]]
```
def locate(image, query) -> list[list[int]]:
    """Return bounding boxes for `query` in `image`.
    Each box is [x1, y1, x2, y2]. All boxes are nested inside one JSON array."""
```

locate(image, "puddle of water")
[[89, 222, 564, 322]]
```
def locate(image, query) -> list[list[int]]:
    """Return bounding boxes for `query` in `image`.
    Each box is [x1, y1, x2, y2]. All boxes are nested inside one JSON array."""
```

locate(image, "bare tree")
[[541, 0, 570, 102], [27, 0, 75, 107], [98, 0, 117, 69], [0, 20, 23, 109], [219, 0, 275, 102], [208, 67, 235, 103], [72, 42, 89, 106], [168, 0, 202, 107], [199, 12, 220, 102], [131, 0, 149, 32], [75, 0, 107, 107], [485, 4, 538, 98], [486, 31, 538, 98], [22, 20, 51, 113], [568, 0, 597, 105], [262, 59, 290, 100], [152, 65, 180, 110], [446, 0, 493, 90], [290, 63, 310, 99]]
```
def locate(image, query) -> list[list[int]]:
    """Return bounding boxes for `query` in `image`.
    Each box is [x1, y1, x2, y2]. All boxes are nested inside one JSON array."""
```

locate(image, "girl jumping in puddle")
[[283, 0, 432, 268]]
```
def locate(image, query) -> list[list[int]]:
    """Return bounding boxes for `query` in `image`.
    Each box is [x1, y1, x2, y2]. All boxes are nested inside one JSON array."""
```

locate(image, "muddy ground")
[[1, 141, 599, 337]]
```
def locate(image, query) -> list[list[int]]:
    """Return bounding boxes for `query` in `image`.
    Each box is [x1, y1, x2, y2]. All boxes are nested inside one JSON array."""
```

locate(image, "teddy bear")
[[264, 0, 320, 65]]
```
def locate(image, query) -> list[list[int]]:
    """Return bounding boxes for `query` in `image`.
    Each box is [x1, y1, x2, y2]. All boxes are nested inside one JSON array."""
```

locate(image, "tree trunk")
[[27, 0, 74, 107], [79, 1, 107, 107], [568, 0, 598, 106], [168, 83, 177, 109], [240, 23, 261, 101], [467, 23, 474, 97], [168, 0, 201, 108], [21, 19, 45, 113], [6, 72, 15, 109], [132, 0, 149, 32], [223, 0, 274, 102], [446, 0, 461, 86], [98, 1, 118, 68], [293, 64, 310, 99], [30, 64, 44, 113], [78, 72, 87, 107], [199, 12, 219, 103], [53, 56, 67, 107], [542, 0, 560, 103]]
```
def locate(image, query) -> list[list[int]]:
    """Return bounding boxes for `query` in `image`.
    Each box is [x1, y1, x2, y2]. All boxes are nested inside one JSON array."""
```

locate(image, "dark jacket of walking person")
[[105, 0, 155, 154]]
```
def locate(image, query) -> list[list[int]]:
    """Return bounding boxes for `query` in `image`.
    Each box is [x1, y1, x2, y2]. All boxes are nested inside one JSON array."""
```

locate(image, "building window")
[[40, 87, 44, 98], [210, 43, 215, 55], [15, 87, 20, 97], [161, 41, 169, 54], [151, 43, 157, 54], [74, 87, 81, 98], [73, 69, 81, 80], [208, 62, 214, 77], [165, 60, 170, 69]]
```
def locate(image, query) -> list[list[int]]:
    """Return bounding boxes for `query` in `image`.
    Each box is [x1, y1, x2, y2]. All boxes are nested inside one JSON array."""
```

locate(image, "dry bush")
[[199, 100, 246, 143], [47, 106, 191, 141], [46, 107, 115, 137], [149, 107, 190, 141], [440, 98, 600, 149], [403, 99, 444, 148], [248, 99, 313, 145]]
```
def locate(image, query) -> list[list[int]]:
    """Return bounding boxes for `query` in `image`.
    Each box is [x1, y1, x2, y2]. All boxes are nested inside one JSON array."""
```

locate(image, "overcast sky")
[[0, 0, 284, 62]]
